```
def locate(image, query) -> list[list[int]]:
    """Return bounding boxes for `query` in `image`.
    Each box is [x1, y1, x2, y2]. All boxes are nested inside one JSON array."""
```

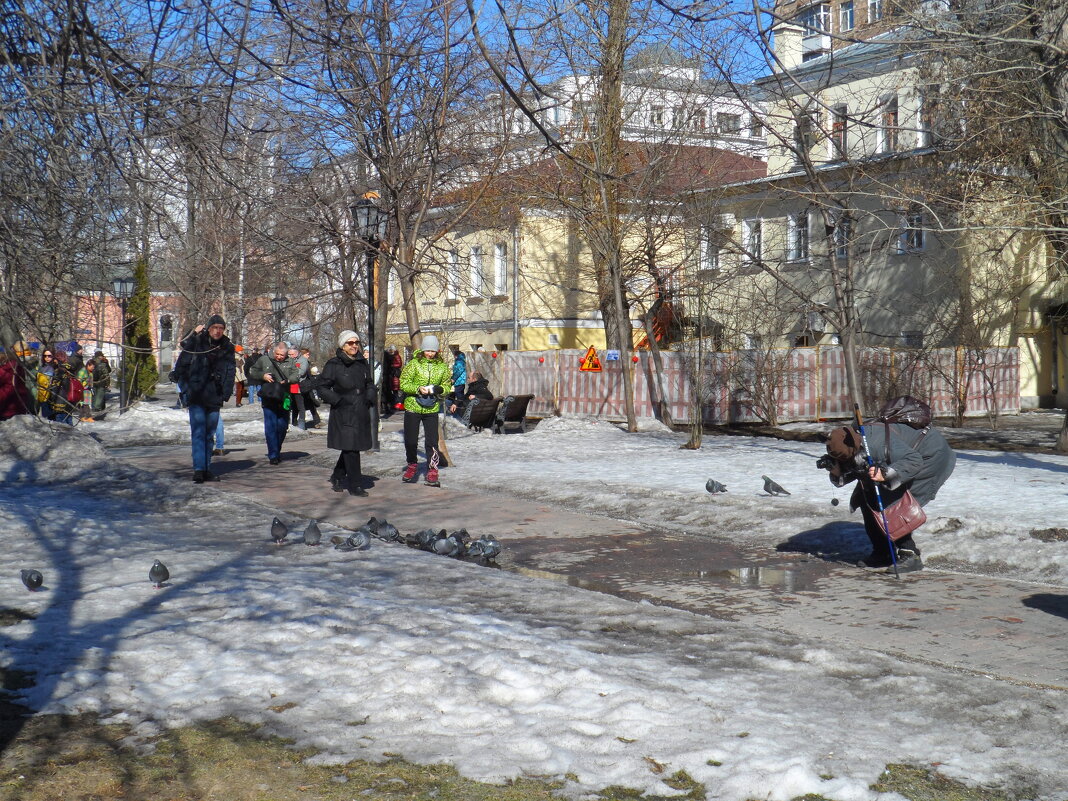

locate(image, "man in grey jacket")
[[821, 402, 956, 574], [247, 342, 300, 464]]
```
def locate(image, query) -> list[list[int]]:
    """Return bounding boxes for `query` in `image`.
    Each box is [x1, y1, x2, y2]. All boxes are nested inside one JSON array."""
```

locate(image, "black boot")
[[330, 475, 345, 493]]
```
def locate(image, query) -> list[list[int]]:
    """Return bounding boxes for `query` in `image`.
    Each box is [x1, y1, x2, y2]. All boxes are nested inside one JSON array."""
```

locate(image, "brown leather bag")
[[874, 490, 927, 541]]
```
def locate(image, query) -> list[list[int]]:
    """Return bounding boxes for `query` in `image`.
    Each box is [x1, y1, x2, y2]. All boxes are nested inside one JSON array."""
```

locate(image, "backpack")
[[877, 395, 931, 429], [67, 377, 85, 404]]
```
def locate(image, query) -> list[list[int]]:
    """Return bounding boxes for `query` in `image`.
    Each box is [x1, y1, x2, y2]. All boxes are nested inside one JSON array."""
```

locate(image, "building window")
[[799, 2, 831, 58], [878, 95, 898, 153], [447, 250, 460, 300], [794, 111, 818, 165], [788, 211, 810, 261], [650, 106, 665, 127], [493, 242, 508, 295], [159, 315, 173, 343], [897, 212, 925, 253], [692, 109, 707, 130], [743, 218, 763, 264], [469, 245, 485, 296], [833, 214, 852, 259], [717, 113, 742, 135], [868, 0, 882, 21], [699, 228, 720, 272], [672, 105, 686, 129], [830, 104, 848, 159], [900, 330, 924, 348], [918, 86, 939, 148], [547, 334, 560, 346], [750, 114, 763, 139], [839, 0, 854, 30]]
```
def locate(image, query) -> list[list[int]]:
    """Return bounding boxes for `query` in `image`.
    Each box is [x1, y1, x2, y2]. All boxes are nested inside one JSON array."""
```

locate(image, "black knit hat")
[[207, 314, 226, 328]]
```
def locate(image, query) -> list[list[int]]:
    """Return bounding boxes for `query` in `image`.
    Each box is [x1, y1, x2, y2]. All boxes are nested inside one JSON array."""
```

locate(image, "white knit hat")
[[421, 334, 440, 351], [338, 329, 360, 348]]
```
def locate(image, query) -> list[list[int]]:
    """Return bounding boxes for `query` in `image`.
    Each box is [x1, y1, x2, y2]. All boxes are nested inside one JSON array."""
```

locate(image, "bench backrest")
[[466, 396, 503, 428], [499, 394, 535, 422]]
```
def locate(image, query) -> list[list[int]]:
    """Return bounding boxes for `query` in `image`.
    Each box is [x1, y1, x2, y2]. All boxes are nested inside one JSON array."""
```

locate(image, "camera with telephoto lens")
[[815, 454, 836, 471]]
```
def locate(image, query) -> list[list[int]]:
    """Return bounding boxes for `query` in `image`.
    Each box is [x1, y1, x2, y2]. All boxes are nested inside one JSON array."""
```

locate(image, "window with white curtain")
[[494, 243, 508, 295], [469, 245, 484, 296]]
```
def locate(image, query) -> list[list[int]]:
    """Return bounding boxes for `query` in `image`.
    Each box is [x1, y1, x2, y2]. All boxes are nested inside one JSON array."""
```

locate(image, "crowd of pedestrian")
[[0, 340, 113, 424]]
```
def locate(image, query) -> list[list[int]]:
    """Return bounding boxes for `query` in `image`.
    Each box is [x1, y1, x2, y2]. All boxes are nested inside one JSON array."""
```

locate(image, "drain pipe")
[[512, 222, 520, 351]]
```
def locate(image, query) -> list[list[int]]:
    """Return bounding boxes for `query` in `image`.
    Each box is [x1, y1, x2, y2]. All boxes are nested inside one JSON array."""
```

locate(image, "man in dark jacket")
[[821, 403, 955, 574], [316, 330, 375, 496], [246, 341, 299, 464], [171, 315, 236, 483]]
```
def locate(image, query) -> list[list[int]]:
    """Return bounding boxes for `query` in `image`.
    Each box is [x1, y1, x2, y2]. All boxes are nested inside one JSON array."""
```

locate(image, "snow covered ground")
[[2, 401, 1067, 801]]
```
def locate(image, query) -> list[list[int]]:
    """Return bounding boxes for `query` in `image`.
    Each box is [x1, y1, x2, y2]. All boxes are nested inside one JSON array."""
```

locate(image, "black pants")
[[301, 392, 321, 425], [332, 451, 362, 493], [860, 502, 919, 560], [403, 411, 439, 466]]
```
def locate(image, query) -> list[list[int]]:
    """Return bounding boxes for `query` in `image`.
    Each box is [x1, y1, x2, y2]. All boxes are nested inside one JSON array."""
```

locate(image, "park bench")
[[463, 396, 503, 432], [493, 394, 535, 434]]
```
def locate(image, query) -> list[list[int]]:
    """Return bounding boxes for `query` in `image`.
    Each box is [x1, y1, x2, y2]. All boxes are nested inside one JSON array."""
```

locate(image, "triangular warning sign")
[[579, 346, 602, 372]]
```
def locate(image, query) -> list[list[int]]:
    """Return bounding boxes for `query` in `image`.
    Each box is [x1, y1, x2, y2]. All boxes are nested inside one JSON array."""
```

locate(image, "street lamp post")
[[112, 276, 135, 415], [352, 195, 387, 451], [271, 294, 288, 344]]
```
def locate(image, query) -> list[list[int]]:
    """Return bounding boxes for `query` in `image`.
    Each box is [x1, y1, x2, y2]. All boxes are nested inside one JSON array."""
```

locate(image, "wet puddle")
[[499, 530, 835, 619]]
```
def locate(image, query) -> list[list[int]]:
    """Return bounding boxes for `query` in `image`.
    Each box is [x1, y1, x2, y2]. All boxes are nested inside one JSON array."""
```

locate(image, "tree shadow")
[[775, 520, 872, 565], [1021, 593, 1068, 620]]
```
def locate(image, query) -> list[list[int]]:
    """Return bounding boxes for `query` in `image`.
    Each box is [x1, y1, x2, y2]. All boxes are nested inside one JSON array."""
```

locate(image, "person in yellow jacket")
[[398, 335, 452, 486]]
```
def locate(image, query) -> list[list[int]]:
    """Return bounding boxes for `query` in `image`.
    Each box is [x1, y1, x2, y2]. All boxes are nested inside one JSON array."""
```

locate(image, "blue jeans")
[[262, 404, 289, 459], [215, 415, 225, 450], [247, 383, 259, 404], [188, 405, 220, 472]]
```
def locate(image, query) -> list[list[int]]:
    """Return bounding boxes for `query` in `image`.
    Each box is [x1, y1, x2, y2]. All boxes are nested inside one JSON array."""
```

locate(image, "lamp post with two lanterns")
[[111, 276, 135, 415], [351, 194, 387, 451]]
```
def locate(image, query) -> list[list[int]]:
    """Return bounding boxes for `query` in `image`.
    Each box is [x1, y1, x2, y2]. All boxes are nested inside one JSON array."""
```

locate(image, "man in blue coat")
[[171, 315, 236, 483]]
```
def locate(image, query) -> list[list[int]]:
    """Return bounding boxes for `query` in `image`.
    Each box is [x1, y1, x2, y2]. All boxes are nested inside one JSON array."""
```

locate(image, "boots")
[[402, 463, 419, 483], [424, 467, 440, 487]]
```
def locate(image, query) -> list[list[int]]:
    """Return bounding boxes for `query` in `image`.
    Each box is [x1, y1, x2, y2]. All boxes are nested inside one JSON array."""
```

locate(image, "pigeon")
[[434, 531, 469, 558], [374, 520, 403, 543], [705, 479, 728, 494], [271, 517, 289, 544], [303, 520, 322, 546], [335, 528, 372, 551], [364, 516, 381, 534], [414, 528, 447, 552], [762, 475, 790, 496], [21, 569, 43, 591], [149, 560, 169, 589], [468, 535, 502, 560]]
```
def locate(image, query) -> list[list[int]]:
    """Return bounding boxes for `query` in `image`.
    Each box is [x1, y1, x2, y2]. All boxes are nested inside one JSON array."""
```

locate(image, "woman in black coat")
[[316, 330, 376, 496]]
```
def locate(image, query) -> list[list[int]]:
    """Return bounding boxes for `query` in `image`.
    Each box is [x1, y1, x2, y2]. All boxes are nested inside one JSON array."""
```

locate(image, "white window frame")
[[699, 228, 720, 272], [830, 104, 848, 159], [897, 212, 926, 253], [493, 242, 508, 295], [788, 211, 810, 261], [833, 214, 852, 259], [743, 218, 763, 264], [447, 250, 460, 300], [839, 0, 854, 31], [717, 112, 742, 135], [878, 95, 898, 154], [469, 245, 484, 296], [868, 0, 882, 21]]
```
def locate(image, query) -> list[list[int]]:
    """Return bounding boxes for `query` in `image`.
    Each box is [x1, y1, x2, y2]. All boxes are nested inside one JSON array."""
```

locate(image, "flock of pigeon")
[[705, 475, 791, 496], [17, 517, 501, 594], [270, 514, 503, 560]]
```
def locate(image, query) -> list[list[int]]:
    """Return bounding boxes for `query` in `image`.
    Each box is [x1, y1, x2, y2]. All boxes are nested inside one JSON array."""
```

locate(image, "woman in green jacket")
[[398, 335, 452, 486]]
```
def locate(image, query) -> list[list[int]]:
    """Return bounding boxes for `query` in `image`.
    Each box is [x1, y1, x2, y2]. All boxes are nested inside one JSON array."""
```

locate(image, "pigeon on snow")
[[468, 535, 502, 560], [149, 560, 170, 589], [374, 520, 403, 543], [761, 475, 790, 496], [21, 569, 43, 591], [705, 479, 727, 494], [303, 520, 322, 546], [414, 528, 447, 551], [435, 530, 470, 558], [335, 528, 372, 551], [271, 517, 289, 544]]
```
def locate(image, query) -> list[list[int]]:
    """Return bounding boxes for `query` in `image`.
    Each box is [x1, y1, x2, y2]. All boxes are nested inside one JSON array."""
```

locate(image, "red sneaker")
[[424, 467, 440, 487], [402, 463, 419, 482]]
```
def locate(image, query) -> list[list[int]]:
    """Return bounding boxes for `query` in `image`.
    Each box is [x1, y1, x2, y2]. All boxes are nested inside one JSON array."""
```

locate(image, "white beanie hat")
[[338, 329, 360, 348], [421, 334, 440, 352]]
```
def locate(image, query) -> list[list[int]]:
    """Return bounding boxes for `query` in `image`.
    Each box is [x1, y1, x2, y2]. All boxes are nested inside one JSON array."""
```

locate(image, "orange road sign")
[[579, 346, 602, 372]]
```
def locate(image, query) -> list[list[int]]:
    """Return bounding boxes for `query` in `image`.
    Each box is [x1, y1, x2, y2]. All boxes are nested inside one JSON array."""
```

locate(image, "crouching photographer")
[[817, 397, 956, 574]]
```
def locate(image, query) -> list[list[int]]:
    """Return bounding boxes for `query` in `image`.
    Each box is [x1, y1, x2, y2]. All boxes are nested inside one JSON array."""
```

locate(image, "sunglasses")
[[343, 340, 360, 346], [43, 354, 53, 358]]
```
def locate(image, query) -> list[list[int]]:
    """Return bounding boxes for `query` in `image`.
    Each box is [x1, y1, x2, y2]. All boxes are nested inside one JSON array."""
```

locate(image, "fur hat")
[[207, 314, 226, 328], [826, 426, 860, 460], [338, 329, 360, 348], [420, 334, 440, 352]]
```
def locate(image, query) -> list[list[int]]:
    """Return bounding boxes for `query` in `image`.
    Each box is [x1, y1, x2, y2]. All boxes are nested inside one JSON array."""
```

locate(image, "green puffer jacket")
[[398, 354, 453, 414]]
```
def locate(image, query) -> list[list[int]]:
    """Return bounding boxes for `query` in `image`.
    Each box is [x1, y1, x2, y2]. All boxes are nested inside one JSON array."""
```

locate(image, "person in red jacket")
[[0, 347, 31, 420]]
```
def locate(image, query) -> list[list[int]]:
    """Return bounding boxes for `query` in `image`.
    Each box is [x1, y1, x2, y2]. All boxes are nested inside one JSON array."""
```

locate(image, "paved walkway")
[[113, 425, 1068, 692]]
